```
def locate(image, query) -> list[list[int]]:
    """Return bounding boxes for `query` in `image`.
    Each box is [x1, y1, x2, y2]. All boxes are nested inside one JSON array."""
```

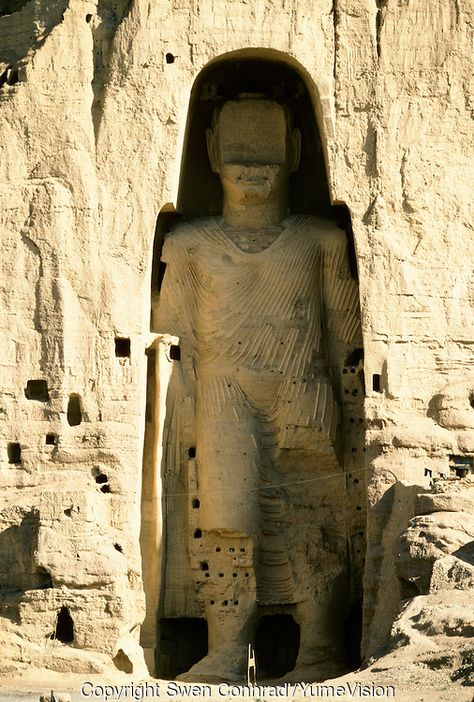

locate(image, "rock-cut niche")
[[141, 54, 365, 682]]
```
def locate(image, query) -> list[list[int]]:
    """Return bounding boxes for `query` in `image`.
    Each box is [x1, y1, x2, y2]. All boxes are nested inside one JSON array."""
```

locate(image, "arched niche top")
[[176, 50, 334, 219]]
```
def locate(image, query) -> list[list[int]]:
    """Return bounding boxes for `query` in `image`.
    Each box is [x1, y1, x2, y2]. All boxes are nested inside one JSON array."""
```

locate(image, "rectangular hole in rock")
[[24, 379, 49, 401], [372, 374, 381, 392], [67, 395, 82, 426], [7, 442, 21, 464], [115, 337, 131, 357], [54, 606, 74, 643], [169, 344, 181, 361], [45, 433, 57, 446]]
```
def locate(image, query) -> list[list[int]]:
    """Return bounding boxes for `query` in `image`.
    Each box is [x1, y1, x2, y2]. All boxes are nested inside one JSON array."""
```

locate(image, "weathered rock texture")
[[0, 0, 473, 687]]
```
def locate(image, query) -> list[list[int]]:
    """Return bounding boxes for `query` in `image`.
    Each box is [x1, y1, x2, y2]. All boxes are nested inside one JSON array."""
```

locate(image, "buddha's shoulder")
[[285, 215, 348, 247], [164, 217, 222, 244]]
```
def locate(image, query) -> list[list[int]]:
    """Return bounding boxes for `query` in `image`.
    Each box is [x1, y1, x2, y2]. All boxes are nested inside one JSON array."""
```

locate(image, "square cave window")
[[7, 442, 21, 464], [169, 344, 181, 361], [115, 337, 131, 358], [24, 379, 49, 401]]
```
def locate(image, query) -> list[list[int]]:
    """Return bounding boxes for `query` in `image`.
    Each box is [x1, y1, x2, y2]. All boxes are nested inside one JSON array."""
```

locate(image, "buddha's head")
[[206, 96, 301, 209]]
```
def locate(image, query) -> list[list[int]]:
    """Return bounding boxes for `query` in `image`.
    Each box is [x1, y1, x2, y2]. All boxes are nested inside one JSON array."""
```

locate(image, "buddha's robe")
[[155, 215, 360, 608]]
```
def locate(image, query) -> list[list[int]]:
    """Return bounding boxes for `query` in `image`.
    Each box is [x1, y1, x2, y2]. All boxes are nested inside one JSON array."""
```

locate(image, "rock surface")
[[0, 0, 473, 696]]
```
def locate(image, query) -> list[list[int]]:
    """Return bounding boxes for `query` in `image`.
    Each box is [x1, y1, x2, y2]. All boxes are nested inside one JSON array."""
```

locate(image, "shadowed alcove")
[[156, 618, 208, 679], [150, 52, 358, 320], [255, 613, 300, 678], [142, 49, 364, 681], [149, 51, 358, 319], [177, 54, 333, 218]]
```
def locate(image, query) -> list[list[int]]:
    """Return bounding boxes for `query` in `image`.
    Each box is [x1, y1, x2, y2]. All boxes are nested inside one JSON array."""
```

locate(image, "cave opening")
[[54, 606, 74, 643], [254, 614, 300, 678], [156, 618, 208, 679], [24, 379, 49, 401], [67, 394, 82, 426], [7, 442, 21, 464]]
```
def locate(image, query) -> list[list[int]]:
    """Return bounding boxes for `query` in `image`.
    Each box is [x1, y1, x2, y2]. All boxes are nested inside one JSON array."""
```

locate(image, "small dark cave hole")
[[36, 566, 53, 589], [7, 442, 21, 464], [191, 497, 200, 508], [470, 392, 474, 410], [92, 468, 110, 492], [165, 52, 175, 64], [115, 337, 131, 358], [67, 394, 82, 426], [114, 543, 123, 553], [188, 446, 196, 458], [113, 648, 133, 673], [7, 67, 18, 85], [45, 433, 57, 446], [193, 528, 202, 538], [54, 606, 74, 643], [345, 348, 364, 367], [372, 374, 381, 392], [156, 618, 208, 679], [399, 578, 420, 600], [24, 379, 49, 402], [169, 344, 181, 361], [94, 472, 108, 484], [255, 614, 300, 678], [85, 13, 92, 22]]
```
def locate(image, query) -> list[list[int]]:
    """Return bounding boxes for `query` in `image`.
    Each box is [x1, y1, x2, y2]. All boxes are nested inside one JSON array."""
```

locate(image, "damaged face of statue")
[[206, 98, 301, 208]]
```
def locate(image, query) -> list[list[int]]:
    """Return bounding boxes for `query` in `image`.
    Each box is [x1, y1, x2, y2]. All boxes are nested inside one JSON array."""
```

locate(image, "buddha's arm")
[[151, 232, 197, 340], [320, 228, 362, 381]]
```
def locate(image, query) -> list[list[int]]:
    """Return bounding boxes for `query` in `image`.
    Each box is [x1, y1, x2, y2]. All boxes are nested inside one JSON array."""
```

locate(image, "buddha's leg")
[[274, 376, 349, 675], [277, 441, 348, 675], [197, 376, 260, 535], [191, 377, 259, 668]]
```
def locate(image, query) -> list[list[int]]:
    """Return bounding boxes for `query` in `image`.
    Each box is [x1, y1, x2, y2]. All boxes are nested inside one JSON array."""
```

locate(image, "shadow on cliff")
[[90, 0, 133, 137], [0, 0, 69, 76], [0, 509, 52, 622], [0, 0, 133, 136]]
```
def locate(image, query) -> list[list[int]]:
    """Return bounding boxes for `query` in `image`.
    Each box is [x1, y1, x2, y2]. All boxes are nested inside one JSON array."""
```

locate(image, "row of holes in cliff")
[[19, 338, 131, 431]]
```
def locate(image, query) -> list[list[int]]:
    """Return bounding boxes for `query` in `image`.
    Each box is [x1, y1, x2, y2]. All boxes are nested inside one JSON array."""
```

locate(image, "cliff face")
[[0, 0, 472, 682]]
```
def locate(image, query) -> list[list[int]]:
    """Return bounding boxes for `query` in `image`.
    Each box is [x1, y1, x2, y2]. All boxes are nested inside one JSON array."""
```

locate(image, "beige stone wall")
[[0, 0, 472, 674]]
